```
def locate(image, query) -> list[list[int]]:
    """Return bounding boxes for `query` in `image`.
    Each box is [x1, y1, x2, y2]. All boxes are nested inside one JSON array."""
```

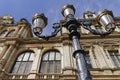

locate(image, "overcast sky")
[[0, 0, 120, 34]]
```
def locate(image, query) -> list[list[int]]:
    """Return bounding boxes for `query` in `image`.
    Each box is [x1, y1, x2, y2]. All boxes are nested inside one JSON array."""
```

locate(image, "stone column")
[[0, 45, 8, 59], [62, 40, 75, 75], [28, 48, 42, 79], [89, 47, 98, 68], [0, 45, 14, 68], [4, 44, 19, 72], [93, 45, 108, 68]]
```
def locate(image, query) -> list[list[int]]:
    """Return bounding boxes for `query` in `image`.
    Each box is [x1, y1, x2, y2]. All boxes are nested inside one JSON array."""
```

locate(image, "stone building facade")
[[0, 12, 120, 80]]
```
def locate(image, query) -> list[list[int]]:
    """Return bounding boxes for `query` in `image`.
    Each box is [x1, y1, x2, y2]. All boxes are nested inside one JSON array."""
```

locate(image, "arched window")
[[11, 51, 34, 74], [40, 50, 61, 73], [0, 30, 7, 38], [6, 30, 15, 37]]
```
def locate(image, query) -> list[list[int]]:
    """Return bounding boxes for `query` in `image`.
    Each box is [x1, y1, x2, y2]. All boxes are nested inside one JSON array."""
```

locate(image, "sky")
[[0, 0, 120, 35]]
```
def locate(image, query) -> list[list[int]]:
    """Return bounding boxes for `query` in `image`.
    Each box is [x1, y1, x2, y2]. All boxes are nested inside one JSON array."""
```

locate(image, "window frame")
[[10, 51, 34, 74], [108, 50, 120, 68], [40, 50, 61, 74], [84, 51, 92, 69]]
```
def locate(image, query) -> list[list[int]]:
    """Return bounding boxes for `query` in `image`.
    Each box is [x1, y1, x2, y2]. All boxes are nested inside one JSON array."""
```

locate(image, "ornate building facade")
[[0, 11, 120, 80]]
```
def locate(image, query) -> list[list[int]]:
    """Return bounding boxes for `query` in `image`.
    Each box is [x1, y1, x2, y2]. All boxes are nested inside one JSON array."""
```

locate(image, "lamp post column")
[[72, 35, 92, 80], [66, 22, 92, 80], [61, 4, 92, 79]]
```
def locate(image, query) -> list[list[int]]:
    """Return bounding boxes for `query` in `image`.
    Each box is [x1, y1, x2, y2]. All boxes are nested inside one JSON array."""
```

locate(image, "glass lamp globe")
[[61, 4, 75, 17], [97, 9, 115, 31], [32, 13, 48, 29]]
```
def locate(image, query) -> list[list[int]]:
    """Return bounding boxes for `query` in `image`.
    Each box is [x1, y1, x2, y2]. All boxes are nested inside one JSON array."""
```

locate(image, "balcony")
[[2, 72, 77, 80], [3, 73, 29, 79], [36, 73, 62, 80]]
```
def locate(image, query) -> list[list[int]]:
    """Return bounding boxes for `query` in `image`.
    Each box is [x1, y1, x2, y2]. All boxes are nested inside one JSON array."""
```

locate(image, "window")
[[0, 30, 7, 38], [85, 52, 92, 69], [11, 51, 34, 74], [109, 50, 120, 68], [40, 50, 61, 73], [6, 30, 15, 37]]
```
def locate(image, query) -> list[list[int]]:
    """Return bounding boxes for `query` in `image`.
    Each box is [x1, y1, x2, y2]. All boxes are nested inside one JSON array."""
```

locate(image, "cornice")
[[0, 32, 119, 47], [0, 37, 22, 45]]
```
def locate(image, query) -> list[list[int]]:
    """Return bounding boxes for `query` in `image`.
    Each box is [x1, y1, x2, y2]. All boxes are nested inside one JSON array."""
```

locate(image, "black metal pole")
[[72, 35, 92, 80], [64, 18, 92, 80]]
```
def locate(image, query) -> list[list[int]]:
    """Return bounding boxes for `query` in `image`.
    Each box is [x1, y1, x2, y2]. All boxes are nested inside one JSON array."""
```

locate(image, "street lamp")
[[32, 4, 115, 80], [97, 9, 115, 31], [32, 13, 48, 35]]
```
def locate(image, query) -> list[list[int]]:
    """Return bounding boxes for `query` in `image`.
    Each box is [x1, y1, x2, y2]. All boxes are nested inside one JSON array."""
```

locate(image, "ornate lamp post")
[[32, 4, 115, 80]]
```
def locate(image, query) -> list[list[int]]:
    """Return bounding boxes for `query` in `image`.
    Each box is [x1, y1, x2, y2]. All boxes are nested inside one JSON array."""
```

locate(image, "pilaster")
[[28, 48, 42, 79], [93, 45, 108, 68], [89, 47, 98, 68], [62, 40, 76, 75], [0, 44, 8, 60], [0, 45, 14, 68], [4, 44, 19, 72]]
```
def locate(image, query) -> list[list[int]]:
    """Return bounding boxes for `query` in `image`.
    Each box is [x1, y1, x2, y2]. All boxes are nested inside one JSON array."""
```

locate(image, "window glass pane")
[[109, 50, 120, 68], [25, 62, 32, 73], [48, 61, 54, 73], [23, 52, 30, 61], [55, 61, 61, 73], [11, 51, 34, 74], [29, 53, 34, 61], [85, 55, 90, 63], [40, 61, 47, 73], [12, 62, 20, 73], [17, 62, 26, 74], [111, 55, 115, 61], [85, 53, 92, 69], [117, 56, 120, 61], [55, 52, 60, 60], [49, 51, 55, 60], [111, 55, 119, 67], [43, 53, 48, 60], [17, 54, 24, 61], [40, 50, 61, 74]]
